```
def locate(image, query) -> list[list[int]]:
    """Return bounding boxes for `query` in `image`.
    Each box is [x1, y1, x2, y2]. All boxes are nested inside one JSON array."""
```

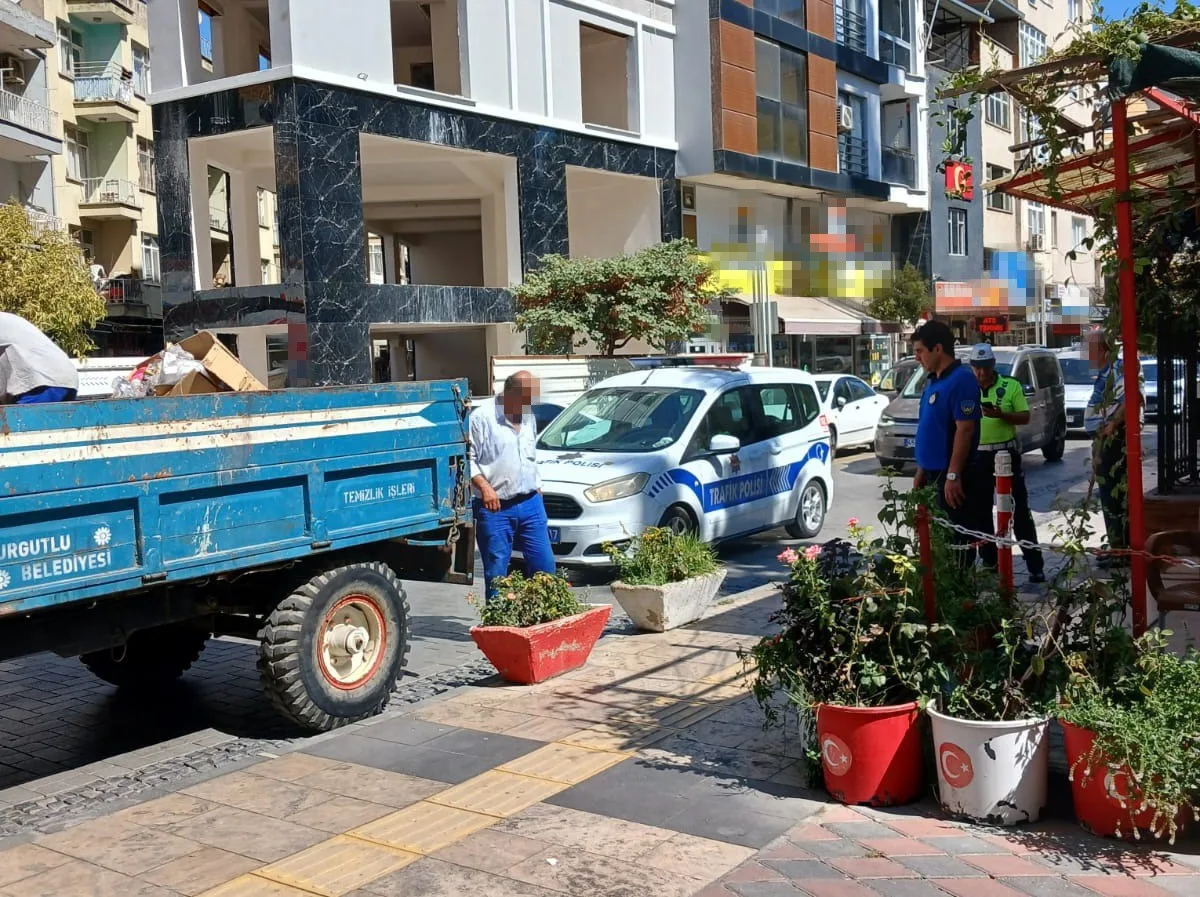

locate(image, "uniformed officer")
[[968, 344, 1046, 584], [912, 321, 984, 566]]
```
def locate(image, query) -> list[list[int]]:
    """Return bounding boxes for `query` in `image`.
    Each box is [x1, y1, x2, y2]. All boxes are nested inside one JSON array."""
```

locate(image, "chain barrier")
[[928, 515, 1200, 570]]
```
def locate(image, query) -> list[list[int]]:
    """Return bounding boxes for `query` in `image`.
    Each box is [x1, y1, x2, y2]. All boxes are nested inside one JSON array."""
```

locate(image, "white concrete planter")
[[929, 706, 1050, 826], [610, 569, 727, 632]]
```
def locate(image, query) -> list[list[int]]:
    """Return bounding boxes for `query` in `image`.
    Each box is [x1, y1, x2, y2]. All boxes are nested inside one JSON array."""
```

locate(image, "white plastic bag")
[[147, 344, 205, 389]]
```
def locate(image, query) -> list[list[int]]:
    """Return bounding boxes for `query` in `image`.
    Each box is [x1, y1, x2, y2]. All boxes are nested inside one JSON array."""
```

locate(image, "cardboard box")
[[177, 331, 267, 392], [154, 371, 222, 397]]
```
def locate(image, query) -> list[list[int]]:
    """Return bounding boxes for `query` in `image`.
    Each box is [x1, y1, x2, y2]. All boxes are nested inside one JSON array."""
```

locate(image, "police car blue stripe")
[[663, 441, 829, 513]]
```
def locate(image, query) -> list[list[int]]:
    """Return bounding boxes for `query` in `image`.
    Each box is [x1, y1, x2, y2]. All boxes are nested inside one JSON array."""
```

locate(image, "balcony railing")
[[835, 6, 868, 54], [134, 0, 148, 28], [73, 62, 135, 105], [81, 177, 140, 207], [102, 276, 147, 304], [0, 89, 59, 137], [882, 146, 917, 188], [838, 134, 869, 178], [209, 203, 230, 232], [24, 208, 64, 234]]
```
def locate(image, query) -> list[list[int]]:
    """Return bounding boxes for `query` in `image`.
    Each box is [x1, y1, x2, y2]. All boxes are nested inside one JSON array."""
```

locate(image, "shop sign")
[[975, 315, 1008, 334], [944, 162, 974, 200]]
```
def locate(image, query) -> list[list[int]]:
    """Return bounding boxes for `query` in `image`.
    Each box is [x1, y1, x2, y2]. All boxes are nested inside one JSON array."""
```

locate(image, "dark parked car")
[[876, 359, 920, 399]]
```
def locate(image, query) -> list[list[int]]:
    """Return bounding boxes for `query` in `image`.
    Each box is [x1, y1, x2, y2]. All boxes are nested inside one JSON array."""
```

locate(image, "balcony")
[[838, 134, 869, 178], [73, 62, 138, 123], [882, 146, 917, 188], [24, 208, 64, 235], [66, 0, 136, 26], [0, 89, 60, 159], [835, 7, 868, 54], [79, 177, 141, 219]]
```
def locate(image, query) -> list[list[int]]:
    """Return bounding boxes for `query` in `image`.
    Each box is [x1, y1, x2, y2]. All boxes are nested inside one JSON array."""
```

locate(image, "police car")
[[534, 366, 835, 566]]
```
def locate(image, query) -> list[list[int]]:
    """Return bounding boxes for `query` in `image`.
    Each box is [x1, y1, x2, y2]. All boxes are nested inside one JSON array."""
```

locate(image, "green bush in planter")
[[604, 526, 719, 587], [469, 571, 585, 628]]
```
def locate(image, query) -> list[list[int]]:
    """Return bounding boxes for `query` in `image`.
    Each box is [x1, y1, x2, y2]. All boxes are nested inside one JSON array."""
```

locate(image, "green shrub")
[[605, 526, 719, 586], [469, 571, 585, 628]]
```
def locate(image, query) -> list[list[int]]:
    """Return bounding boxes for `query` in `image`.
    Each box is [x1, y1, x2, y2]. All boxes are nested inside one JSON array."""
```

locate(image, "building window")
[[141, 235, 161, 284], [985, 92, 1010, 131], [755, 39, 808, 165], [138, 139, 155, 193], [261, 258, 271, 282], [579, 24, 632, 131], [257, 188, 268, 227], [755, 0, 806, 27], [879, 0, 913, 71], [985, 164, 1013, 212], [258, 48, 271, 71], [944, 104, 967, 156], [65, 126, 89, 182], [1019, 23, 1047, 67], [368, 236, 385, 284], [199, 3, 215, 62], [1072, 216, 1088, 249], [983, 247, 995, 272], [58, 23, 82, 77], [1067, 0, 1083, 21], [1050, 210, 1058, 248], [948, 207, 968, 257], [132, 45, 151, 97], [1027, 201, 1046, 248]]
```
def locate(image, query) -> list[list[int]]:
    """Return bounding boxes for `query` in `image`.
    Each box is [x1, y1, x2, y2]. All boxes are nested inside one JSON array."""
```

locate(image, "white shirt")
[[468, 400, 541, 500], [1084, 357, 1145, 435], [0, 313, 79, 399]]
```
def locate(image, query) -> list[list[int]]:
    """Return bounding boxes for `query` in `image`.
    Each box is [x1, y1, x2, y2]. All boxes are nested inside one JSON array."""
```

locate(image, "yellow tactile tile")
[[254, 835, 417, 897], [349, 800, 496, 854], [497, 742, 628, 784], [426, 769, 568, 818], [560, 722, 673, 752], [198, 874, 324, 896]]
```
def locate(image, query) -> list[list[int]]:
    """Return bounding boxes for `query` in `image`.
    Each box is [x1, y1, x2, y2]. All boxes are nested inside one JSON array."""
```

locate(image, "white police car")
[[534, 366, 835, 566]]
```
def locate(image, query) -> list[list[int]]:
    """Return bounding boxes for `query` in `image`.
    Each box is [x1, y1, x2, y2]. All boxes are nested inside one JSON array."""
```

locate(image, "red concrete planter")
[[470, 604, 612, 685]]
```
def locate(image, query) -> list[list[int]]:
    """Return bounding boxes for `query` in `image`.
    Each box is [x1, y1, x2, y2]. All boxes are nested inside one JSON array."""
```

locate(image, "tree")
[[513, 240, 730, 356], [0, 202, 104, 356], [868, 263, 930, 326]]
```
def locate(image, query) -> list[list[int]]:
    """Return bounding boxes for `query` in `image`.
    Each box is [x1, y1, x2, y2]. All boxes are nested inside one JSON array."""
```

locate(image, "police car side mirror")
[[836, 396, 847, 408], [708, 434, 741, 454]]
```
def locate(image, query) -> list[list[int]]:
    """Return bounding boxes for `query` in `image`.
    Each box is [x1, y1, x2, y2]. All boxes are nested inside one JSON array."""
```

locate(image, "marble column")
[[516, 131, 568, 272], [153, 102, 196, 342]]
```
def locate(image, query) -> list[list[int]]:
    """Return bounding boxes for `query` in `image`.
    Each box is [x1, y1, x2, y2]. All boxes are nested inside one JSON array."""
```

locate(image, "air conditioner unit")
[[837, 103, 854, 132], [1027, 234, 1045, 252], [0, 55, 25, 86]]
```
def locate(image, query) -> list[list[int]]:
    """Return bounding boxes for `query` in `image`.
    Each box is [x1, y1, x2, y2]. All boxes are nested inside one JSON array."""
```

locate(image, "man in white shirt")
[[0, 312, 80, 404], [469, 370, 555, 600]]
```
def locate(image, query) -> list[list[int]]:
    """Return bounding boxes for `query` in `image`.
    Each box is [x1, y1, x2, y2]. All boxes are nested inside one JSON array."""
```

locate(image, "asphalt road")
[[0, 435, 1147, 801]]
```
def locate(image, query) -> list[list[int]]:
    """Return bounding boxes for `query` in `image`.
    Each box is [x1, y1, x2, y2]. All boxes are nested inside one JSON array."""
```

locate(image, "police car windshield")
[[537, 387, 706, 453]]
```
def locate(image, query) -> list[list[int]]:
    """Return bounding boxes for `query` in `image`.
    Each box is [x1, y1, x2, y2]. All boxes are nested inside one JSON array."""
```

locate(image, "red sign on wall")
[[975, 315, 1008, 334], [945, 162, 975, 200]]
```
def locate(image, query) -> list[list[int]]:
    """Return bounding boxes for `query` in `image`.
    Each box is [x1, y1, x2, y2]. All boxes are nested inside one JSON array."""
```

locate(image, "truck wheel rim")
[[318, 594, 386, 690]]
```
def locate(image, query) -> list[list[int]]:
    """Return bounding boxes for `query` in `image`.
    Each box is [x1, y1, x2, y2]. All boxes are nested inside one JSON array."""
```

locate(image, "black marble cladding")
[[154, 78, 678, 385]]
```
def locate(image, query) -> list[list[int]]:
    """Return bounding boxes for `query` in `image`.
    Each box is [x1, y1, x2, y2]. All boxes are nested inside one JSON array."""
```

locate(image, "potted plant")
[[468, 571, 611, 685], [606, 527, 725, 632], [746, 490, 949, 807]]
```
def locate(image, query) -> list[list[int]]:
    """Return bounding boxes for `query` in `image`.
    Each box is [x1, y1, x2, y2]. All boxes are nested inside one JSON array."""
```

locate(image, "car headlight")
[[878, 414, 894, 426], [584, 472, 650, 503]]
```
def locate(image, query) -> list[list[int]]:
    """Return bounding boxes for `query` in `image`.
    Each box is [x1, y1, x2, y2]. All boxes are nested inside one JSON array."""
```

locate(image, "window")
[[847, 378, 875, 402], [755, 385, 802, 437], [944, 105, 967, 155], [141, 235, 161, 284], [948, 207, 968, 256], [1050, 210, 1058, 248], [579, 24, 632, 131], [1033, 354, 1062, 388], [65, 126, 88, 182], [755, 39, 808, 165], [137, 139, 155, 193], [1019, 23, 1047, 66], [986, 164, 1013, 212], [261, 259, 271, 282], [410, 62, 435, 91], [834, 378, 854, 407], [539, 387, 706, 453], [199, 4, 215, 62], [691, 388, 757, 451], [985, 92, 1010, 131], [1027, 201, 1045, 246], [1013, 360, 1033, 390], [132, 45, 151, 97], [257, 188, 268, 227], [1067, 0, 1083, 21], [258, 48, 271, 71], [58, 23, 82, 77], [794, 383, 821, 426], [368, 237, 385, 284], [1072, 216, 1088, 249], [755, 0, 806, 26], [983, 247, 995, 272], [879, 0, 913, 70]]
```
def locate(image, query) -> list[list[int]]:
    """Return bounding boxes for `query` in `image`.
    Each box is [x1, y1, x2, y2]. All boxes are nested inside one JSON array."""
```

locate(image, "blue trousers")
[[475, 492, 556, 602], [16, 386, 76, 404]]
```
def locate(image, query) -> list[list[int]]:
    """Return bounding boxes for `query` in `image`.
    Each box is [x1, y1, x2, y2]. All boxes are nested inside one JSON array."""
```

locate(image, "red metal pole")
[[1112, 97, 1148, 636], [917, 505, 937, 624], [994, 451, 1015, 597]]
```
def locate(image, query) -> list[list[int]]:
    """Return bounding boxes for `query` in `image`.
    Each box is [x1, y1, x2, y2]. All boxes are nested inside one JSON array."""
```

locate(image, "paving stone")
[[963, 855, 1058, 877], [506, 845, 701, 897], [430, 828, 547, 874], [0, 842, 72, 888], [830, 858, 919, 879], [1068, 877, 1177, 897], [0, 857, 179, 897], [37, 816, 201, 876], [825, 822, 906, 840], [760, 859, 844, 879], [859, 837, 946, 857], [922, 836, 1010, 855], [1133, 877, 1200, 897], [800, 839, 872, 859], [727, 883, 811, 897], [639, 832, 757, 881], [863, 881, 955, 897], [1002, 878, 1128, 897], [494, 803, 674, 858], [895, 856, 990, 879], [352, 717, 458, 747], [725, 861, 788, 883], [931, 880, 1029, 897], [357, 857, 562, 897], [159, 803, 327, 863], [138, 846, 262, 896]]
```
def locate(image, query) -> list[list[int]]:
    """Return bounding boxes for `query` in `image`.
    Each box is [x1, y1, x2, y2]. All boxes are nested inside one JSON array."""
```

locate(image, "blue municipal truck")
[[0, 381, 474, 731]]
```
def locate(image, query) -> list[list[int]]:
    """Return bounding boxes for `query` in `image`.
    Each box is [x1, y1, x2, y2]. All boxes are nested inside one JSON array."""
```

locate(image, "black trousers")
[[1095, 427, 1129, 551], [927, 468, 988, 567], [974, 448, 1044, 576]]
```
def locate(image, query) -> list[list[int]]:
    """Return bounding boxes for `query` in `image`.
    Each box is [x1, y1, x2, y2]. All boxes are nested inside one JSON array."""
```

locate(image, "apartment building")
[[674, 0, 929, 380], [147, 0, 679, 391]]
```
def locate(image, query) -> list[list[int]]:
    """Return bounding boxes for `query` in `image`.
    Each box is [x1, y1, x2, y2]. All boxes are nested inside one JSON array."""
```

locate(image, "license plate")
[[548, 527, 561, 544], [902, 438, 915, 448]]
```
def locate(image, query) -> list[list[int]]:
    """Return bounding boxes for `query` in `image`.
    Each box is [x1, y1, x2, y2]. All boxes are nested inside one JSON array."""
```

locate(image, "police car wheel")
[[258, 562, 410, 732], [785, 481, 826, 540], [828, 426, 839, 455], [659, 505, 697, 537]]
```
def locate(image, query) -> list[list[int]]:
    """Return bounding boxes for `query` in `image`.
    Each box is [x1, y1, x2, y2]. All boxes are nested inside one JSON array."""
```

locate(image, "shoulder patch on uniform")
[[960, 399, 976, 416]]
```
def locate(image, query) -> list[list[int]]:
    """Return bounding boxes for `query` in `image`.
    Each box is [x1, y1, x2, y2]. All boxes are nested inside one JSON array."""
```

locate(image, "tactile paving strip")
[[349, 800, 496, 854]]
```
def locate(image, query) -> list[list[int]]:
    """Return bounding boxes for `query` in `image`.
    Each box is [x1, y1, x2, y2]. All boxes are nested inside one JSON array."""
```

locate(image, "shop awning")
[[726, 295, 895, 336]]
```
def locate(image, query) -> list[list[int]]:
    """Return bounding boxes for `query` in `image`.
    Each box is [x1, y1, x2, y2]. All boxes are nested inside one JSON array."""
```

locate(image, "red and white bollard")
[[994, 450, 1015, 596]]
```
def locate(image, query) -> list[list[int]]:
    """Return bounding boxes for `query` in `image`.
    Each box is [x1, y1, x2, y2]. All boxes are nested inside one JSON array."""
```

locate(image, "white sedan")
[[811, 373, 891, 453]]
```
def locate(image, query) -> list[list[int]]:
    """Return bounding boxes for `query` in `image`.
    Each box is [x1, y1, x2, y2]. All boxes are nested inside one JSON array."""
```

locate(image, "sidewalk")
[[1, 586, 1198, 897]]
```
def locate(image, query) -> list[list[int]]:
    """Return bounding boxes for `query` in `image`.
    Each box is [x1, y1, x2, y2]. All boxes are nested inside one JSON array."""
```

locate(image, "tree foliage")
[[0, 202, 104, 356], [868, 263, 929, 326], [513, 240, 731, 356]]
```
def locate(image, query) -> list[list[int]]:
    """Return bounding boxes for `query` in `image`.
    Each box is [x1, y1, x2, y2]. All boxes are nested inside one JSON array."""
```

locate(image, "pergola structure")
[[945, 33, 1200, 635]]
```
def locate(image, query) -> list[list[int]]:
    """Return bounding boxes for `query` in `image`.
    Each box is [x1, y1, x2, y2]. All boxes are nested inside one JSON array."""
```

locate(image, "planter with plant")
[[745, 488, 954, 806], [468, 571, 611, 685], [606, 527, 725, 632]]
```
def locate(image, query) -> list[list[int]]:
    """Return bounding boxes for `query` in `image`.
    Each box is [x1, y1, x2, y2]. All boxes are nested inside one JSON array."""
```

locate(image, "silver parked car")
[[874, 345, 1068, 469]]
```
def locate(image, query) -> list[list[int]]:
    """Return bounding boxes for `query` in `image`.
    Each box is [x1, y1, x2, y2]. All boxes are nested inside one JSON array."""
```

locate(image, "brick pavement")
[[2, 585, 1199, 897]]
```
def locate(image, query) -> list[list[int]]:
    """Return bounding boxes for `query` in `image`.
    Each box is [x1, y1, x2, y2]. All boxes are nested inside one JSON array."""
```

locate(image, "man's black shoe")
[[1028, 572, 1046, 584]]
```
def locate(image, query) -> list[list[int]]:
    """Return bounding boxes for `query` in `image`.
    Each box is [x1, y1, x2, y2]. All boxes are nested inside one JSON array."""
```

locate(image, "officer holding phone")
[[969, 344, 1045, 583]]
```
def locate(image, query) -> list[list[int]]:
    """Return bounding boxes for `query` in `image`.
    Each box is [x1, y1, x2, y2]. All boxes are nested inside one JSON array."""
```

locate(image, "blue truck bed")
[[0, 380, 470, 617]]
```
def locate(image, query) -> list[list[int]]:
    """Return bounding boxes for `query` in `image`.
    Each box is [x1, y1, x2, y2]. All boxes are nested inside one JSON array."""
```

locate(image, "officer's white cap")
[[968, 343, 995, 366]]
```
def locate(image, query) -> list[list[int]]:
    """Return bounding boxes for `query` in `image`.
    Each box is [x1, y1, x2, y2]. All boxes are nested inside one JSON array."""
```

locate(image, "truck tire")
[[258, 562, 410, 731], [81, 623, 210, 689]]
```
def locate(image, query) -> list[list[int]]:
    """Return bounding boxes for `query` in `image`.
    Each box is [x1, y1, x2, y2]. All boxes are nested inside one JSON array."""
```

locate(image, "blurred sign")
[[945, 162, 975, 200], [975, 315, 1009, 334]]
